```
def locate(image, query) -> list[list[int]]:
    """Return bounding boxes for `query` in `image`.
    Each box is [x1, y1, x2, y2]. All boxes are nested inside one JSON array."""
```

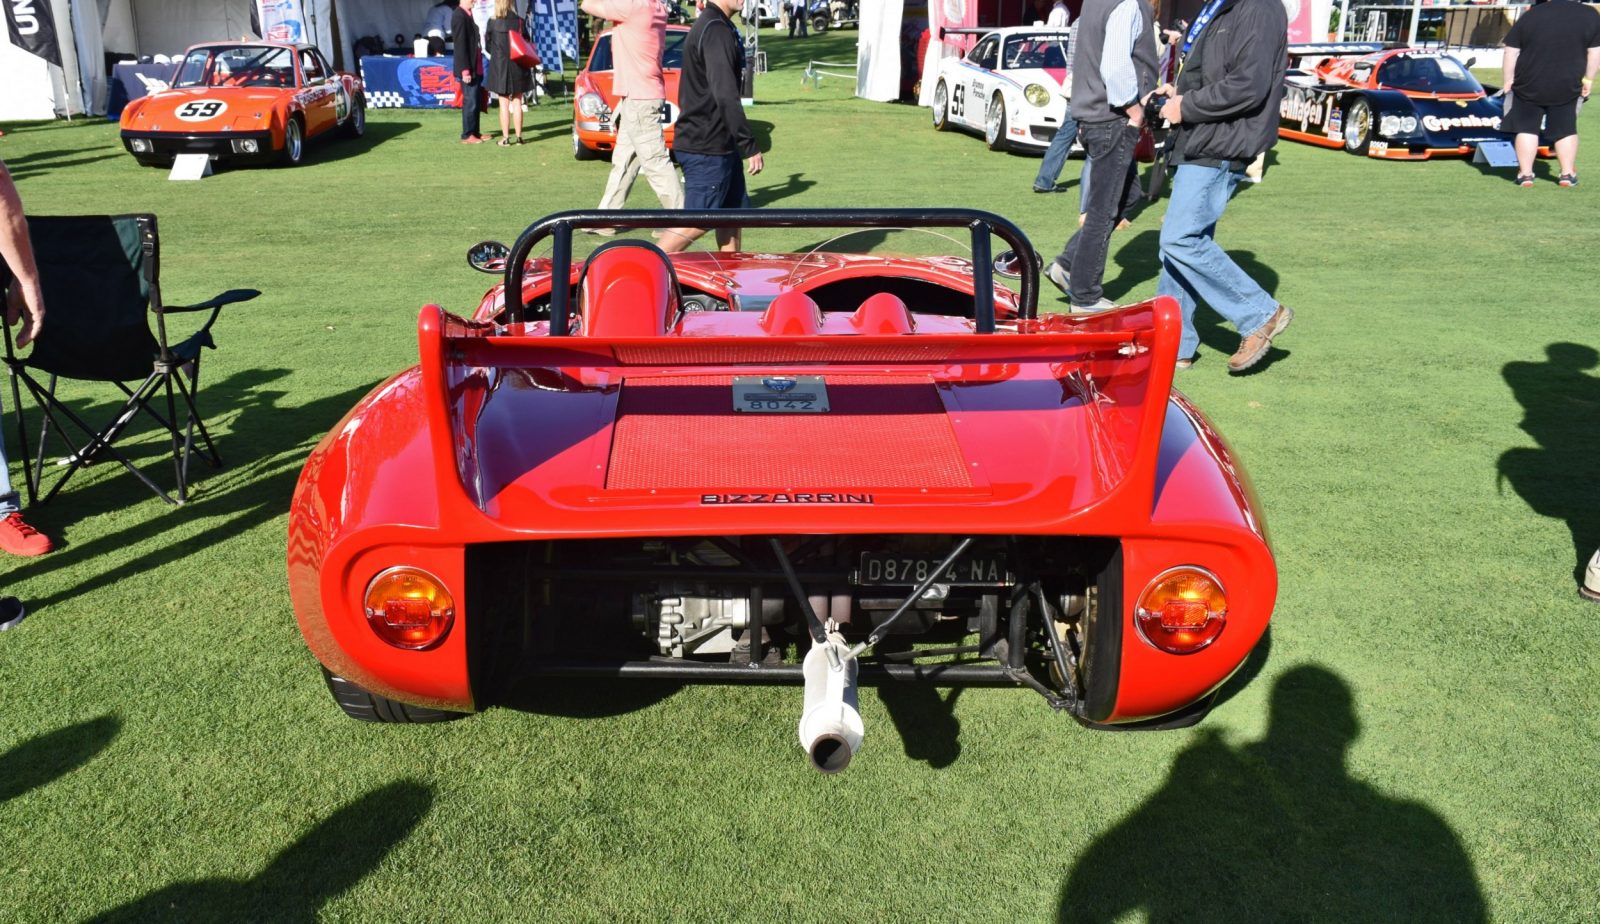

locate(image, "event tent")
[[0, 0, 450, 120]]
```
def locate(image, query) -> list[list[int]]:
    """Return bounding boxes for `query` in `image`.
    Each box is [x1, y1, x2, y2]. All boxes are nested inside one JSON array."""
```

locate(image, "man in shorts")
[[660, 0, 764, 252], [1502, 0, 1600, 187]]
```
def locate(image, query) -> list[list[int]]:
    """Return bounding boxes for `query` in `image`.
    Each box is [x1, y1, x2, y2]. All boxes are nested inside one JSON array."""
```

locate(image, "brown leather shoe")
[[1228, 304, 1293, 372]]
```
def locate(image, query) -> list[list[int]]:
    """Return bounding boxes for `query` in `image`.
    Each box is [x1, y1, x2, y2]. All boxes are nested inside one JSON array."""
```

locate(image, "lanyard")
[[1182, 0, 1226, 56]]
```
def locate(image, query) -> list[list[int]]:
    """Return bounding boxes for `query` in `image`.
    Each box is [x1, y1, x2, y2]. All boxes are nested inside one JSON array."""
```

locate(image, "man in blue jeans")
[[1153, 0, 1290, 371], [661, 0, 765, 252]]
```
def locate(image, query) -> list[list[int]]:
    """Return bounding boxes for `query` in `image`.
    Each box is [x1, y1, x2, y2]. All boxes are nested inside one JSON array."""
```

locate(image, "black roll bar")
[[501, 208, 1040, 335]]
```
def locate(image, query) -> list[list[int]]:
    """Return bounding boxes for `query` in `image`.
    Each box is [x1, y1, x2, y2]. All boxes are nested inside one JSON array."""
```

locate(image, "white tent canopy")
[[1, 0, 354, 120]]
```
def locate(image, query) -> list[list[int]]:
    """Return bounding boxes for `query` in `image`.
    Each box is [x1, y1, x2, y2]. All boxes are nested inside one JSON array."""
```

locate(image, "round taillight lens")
[[1134, 567, 1227, 654], [364, 567, 455, 650]]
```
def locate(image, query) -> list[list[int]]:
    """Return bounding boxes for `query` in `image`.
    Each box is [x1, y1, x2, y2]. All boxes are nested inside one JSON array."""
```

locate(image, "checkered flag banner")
[[526, 0, 578, 75]]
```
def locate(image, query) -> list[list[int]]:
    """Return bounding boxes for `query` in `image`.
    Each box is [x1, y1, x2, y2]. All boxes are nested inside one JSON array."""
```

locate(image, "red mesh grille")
[[606, 375, 973, 490]]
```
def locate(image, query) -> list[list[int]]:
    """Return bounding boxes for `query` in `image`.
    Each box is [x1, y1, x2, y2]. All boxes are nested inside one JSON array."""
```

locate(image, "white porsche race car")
[[930, 26, 1073, 153]]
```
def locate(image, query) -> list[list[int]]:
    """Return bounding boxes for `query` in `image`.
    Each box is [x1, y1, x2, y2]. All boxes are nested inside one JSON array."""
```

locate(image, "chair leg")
[[24, 373, 177, 506], [161, 371, 187, 504], [6, 362, 38, 505]]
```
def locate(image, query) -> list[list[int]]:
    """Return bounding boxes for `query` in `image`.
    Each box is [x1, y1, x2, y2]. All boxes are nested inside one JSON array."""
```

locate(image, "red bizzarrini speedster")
[[120, 41, 365, 168], [287, 210, 1277, 773]]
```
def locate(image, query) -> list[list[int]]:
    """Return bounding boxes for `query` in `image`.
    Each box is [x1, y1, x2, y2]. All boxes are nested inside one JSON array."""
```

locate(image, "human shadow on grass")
[[750, 171, 815, 208], [1496, 343, 1600, 590], [3, 370, 382, 610], [1058, 665, 1485, 924], [86, 780, 433, 924], [0, 715, 120, 805]]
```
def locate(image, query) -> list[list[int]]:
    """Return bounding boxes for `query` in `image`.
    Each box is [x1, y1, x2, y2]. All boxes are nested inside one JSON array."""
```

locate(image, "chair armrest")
[[160, 288, 261, 314]]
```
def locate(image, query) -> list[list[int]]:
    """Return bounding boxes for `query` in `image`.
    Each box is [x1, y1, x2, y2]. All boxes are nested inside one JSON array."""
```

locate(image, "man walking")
[[584, 0, 684, 219], [1502, 0, 1600, 187], [661, 0, 764, 253], [1151, 0, 1291, 371], [1045, 0, 1157, 313], [452, 0, 485, 143]]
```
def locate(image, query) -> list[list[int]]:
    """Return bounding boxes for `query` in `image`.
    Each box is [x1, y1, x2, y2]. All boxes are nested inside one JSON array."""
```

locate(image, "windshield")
[[1003, 35, 1069, 71], [1376, 54, 1481, 94], [585, 31, 688, 72], [173, 46, 296, 88]]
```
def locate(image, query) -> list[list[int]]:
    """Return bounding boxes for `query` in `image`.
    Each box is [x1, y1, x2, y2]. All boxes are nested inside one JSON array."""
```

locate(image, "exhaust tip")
[[809, 733, 854, 774]]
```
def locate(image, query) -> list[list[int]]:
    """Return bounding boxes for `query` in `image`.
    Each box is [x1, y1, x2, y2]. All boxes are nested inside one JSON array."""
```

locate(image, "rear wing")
[[416, 297, 1185, 527], [1288, 41, 1389, 58]]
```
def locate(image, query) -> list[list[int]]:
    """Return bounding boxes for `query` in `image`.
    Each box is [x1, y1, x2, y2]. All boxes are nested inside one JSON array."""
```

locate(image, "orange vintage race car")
[[120, 41, 365, 168], [572, 25, 688, 161]]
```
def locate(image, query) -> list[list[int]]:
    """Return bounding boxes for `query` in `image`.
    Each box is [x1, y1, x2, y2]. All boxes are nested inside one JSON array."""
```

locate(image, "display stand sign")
[[1472, 141, 1518, 169], [169, 154, 213, 181]]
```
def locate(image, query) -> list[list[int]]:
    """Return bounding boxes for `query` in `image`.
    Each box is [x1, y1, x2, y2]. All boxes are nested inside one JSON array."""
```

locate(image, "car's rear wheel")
[[932, 80, 951, 131], [321, 667, 466, 723], [573, 129, 597, 161], [1343, 98, 1373, 156], [985, 95, 1008, 151], [281, 116, 305, 166], [812, 14, 829, 32], [342, 94, 366, 138]]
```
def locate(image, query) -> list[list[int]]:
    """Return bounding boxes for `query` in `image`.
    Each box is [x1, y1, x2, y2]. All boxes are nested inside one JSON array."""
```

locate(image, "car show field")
[[1, 32, 1597, 921]]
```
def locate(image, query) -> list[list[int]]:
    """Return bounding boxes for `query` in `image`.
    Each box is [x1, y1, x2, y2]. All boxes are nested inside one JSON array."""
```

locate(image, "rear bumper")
[[120, 129, 276, 163]]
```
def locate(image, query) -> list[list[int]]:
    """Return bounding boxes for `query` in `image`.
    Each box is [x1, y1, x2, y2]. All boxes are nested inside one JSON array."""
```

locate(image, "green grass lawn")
[[2, 29, 1598, 921]]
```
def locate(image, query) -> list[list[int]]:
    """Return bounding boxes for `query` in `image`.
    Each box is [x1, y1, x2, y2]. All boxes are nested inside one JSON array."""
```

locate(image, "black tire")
[[932, 80, 951, 131], [321, 667, 466, 723], [812, 14, 829, 32], [573, 129, 598, 161], [280, 116, 305, 166], [342, 94, 366, 139], [984, 94, 1008, 152], [1343, 98, 1373, 156]]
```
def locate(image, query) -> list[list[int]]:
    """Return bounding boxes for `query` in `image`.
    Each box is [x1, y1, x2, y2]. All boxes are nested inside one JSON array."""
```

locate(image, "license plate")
[[855, 553, 1010, 587], [732, 375, 830, 413]]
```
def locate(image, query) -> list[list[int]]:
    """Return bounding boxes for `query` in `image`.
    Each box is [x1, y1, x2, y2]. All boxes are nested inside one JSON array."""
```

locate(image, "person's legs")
[[461, 80, 482, 139], [512, 97, 525, 140], [716, 150, 748, 251], [1063, 119, 1137, 307], [0, 439, 50, 557], [1546, 98, 1581, 180], [1514, 133, 1540, 178], [1554, 134, 1579, 177], [1033, 115, 1078, 191], [629, 98, 684, 209], [662, 151, 729, 252], [497, 94, 511, 141], [597, 101, 645, 210], [1159, 162, 1280, 357]]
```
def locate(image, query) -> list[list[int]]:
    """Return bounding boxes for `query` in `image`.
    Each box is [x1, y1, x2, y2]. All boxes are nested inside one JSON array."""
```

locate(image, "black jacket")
[[1172, 0, 1286, 164], [674, 5, 757, 157], [452, 7, 481, 77]]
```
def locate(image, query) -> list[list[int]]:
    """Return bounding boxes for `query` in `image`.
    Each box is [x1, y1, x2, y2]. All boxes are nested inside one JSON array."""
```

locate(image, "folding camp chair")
[[1, 213, 258, 505]]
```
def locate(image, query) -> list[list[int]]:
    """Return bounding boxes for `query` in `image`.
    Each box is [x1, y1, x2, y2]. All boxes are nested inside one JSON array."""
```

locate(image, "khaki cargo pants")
[[597, 97, 684, 210]]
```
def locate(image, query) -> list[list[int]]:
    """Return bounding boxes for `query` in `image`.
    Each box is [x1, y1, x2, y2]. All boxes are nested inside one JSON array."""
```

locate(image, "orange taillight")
[[364, 567, 455, 650], [1134, 567, 1227, 654]]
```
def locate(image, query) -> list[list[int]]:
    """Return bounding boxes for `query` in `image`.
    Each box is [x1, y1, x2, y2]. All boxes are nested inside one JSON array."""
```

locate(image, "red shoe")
[[0, 511, 52, 556]]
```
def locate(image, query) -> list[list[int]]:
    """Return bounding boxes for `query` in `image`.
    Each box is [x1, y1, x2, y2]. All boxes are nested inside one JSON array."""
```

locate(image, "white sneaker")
[[1045, 260, 1071, 297], [1583, 549, 1600, 603], [1070, 297, 1116, 314]]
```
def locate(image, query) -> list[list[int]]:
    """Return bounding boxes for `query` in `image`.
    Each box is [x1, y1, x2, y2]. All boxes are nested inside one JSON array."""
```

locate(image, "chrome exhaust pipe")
[[797, 638, 863, 774]]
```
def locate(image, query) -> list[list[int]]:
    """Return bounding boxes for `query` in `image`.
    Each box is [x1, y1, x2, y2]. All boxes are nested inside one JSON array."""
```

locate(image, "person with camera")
[[1150, 0, 1290, 371], [1045, 0, 1158, 313]]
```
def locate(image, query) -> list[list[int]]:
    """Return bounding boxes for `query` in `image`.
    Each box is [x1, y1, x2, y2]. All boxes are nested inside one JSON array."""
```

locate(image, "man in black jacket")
[[1152, 0, 1290, 372], [661, 0, 764, 252], [452, 0, 485, 143]]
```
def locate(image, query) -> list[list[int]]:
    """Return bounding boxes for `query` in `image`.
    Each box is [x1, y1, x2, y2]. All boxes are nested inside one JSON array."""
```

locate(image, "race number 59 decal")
[[952, 84, 966, 118], [175, 100, 227, 122]]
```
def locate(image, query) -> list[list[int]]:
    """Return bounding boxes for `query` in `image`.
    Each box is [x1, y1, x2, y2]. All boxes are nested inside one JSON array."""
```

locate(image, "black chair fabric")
[[1, 213, 258, 505]]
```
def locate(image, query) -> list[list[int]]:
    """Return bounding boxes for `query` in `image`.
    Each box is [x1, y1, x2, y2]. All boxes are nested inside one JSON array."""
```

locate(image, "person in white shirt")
[[1048, 0, 1071, 26]]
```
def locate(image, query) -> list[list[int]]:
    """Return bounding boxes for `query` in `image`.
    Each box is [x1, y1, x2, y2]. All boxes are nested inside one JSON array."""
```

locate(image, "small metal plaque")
[[732, 375, 830, 413]]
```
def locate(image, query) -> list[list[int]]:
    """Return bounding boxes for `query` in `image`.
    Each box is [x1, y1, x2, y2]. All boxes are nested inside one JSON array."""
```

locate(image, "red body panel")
[[289, 245, 1276, 723]]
